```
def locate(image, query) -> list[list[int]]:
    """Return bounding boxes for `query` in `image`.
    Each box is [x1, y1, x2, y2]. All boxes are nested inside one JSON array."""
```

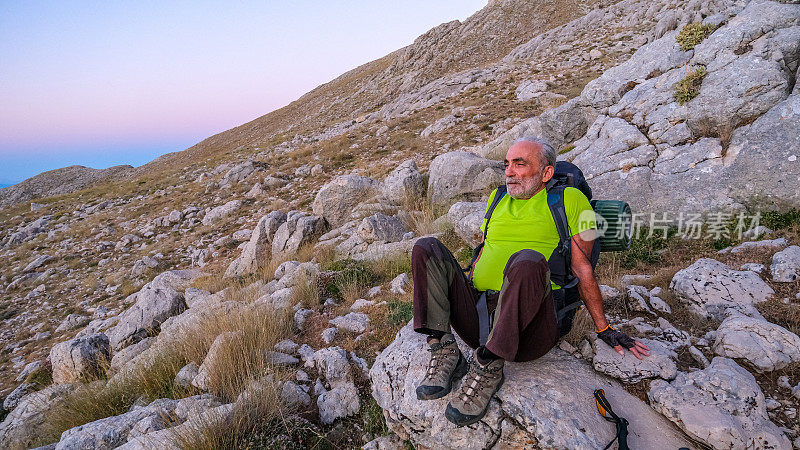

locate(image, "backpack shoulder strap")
[[465, 185, 506, 277], [547, 185, 579, 289], [483, 185, 507, 235]]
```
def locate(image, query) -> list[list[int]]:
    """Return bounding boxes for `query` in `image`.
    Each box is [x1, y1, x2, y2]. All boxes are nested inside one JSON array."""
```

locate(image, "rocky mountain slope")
[[1, 0, 800, 448], [0, 165, 132, 209]]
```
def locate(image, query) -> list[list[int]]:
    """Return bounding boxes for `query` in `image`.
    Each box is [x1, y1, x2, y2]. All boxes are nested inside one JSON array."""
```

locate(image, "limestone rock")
[[370, 324, 692, 449], [175, 362, 199, 388], [390, 273, 410, 295], [771, 245, 800, 282], [202, 200, 242, 226], [714, 314, 800, 372], [308, 346, 352, 387], [649, 357, 791, 450], [50, 333, 111, 384], [107, 282, 186, 350], [427, 151, 504, 206], [313, 175, 380, 227], [225, 211, 287, 277], [592, 338, 677, 383], [670, 258, 773, 320], [110, 337, 155, 372], [0, 384, 75, 449], [221, 161, 259, 185], [382, 159, 425, 203], [357, 213, 408, 243], [55, 313, 91, 333], [329, 312, 369, 334], [447, 201, 484, 248], [192, 331, 245, 392], [271, 211, 327, 258], [3, 382, 36, 411], [280, 381, 311, 408], [317, 382, 360, 424]]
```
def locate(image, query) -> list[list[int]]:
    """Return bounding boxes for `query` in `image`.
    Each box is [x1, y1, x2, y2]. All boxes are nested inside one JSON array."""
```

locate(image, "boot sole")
[[416, 353, 469, 400], [444, 372, 505, 427]]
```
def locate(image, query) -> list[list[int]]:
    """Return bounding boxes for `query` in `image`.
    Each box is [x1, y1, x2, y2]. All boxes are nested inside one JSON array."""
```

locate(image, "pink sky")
[[0, 1, 486, 184]]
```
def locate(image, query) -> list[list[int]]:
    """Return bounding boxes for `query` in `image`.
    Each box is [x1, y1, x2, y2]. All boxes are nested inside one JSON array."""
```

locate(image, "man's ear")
[[541, 165, 555, 183]]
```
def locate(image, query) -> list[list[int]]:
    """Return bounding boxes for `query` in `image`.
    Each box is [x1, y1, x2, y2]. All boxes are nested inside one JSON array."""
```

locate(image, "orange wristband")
[[596, 324, 613, 333]]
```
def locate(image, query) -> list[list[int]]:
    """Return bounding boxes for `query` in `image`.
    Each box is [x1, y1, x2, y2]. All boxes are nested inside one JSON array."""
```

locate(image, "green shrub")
[[676, 23, 717, 51], [621, 230, 672, 269], [387, 298, 414, 326], [674, 66, 707, 105], [762, 208, 800, 230], [324, 259, 378, 301]]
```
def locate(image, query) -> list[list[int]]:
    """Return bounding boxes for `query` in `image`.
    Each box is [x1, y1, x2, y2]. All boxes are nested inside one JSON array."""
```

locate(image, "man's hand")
[[597, 326, 651, 360]]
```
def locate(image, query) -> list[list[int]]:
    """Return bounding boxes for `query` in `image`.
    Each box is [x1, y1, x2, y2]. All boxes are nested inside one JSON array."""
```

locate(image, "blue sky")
[[0, 1, 486, 185]]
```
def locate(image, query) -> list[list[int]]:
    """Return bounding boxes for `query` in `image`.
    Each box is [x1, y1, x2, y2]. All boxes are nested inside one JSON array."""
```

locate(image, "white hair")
[[515, 137, 556, 168]]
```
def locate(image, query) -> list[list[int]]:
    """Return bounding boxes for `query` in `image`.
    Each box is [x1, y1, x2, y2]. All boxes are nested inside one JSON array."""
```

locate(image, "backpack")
[[467, 161, 601, 337]]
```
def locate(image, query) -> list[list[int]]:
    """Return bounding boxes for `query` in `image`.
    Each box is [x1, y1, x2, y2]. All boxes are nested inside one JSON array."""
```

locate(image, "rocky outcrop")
[[370, 324, 692, 449], [771, 245, 800, 282], [107, 280, 186, 350], [225, 211, 287, 277], [202, 200, 242, 226], [0, 384, 75, 449], [713, 314, 800, 372], [271, 211, 327, 258], [382, 159, 425, 204], [0, 165, 132, 208], [670, 258, 773, 320], [427, 151, 504, 206], [649, 357, 791, 449], [49, 333, 111, 384], [313, 175, 380, 227]]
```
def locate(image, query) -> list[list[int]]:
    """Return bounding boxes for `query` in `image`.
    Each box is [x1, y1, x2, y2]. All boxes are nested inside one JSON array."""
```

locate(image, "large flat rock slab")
[[370, 323, 693, 449]]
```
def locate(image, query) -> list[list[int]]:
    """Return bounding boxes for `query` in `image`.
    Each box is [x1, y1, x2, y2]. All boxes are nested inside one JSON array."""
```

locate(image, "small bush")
[[621, 231, 671, 269], [674, 66, 707, 105], [762, 208, 800, 230], [676, 23, 717, 51], [324, 259, 378, 301], [387, 298, 414, 326]]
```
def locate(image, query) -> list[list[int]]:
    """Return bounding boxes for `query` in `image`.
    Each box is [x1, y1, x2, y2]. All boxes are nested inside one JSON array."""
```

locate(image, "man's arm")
[[570, 230, 650, 359]]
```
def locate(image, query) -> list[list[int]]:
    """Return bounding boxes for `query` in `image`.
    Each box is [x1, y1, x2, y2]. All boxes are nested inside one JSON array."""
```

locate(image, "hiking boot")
[[416, 333, 468, 400], [445, 351, 505, 427]]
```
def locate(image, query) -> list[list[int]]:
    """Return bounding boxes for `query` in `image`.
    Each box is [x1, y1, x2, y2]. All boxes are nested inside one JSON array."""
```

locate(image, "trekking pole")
[[594, 389, 629, 450]]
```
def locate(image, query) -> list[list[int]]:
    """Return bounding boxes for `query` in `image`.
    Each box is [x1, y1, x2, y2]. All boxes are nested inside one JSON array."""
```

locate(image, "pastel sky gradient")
[[0, 1, 486, 185]]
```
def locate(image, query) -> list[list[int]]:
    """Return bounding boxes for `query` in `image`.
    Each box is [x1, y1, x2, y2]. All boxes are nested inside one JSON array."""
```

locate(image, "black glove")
[[597, 326, 636, 350]]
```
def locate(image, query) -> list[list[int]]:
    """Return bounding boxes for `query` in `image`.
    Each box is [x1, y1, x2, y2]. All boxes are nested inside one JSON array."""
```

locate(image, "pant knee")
[[504, 249, 548, 277], [412, 237, 446, 260]]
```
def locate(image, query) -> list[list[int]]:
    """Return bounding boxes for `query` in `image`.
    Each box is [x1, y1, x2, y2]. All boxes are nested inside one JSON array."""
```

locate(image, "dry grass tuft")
[[400, 192, 439, 236], [563, 308, 594, 347]]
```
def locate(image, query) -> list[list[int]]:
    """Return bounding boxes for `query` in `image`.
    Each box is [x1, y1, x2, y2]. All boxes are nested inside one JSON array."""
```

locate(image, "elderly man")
[[411, 137, 649, 427]]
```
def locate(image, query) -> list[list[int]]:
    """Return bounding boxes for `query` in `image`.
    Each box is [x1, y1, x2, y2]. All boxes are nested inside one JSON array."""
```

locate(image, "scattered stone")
[[280, 381, 311, 408], [225, 211, 287, 277], [312, 175, 380, 227], [367, 286, 382, 298], [321, 327, 338, 344], [688, 346, 710, 368], [593, 338, 677, 383], [649, 357, 790, 450], [55, 313, 91, 333], [274, 339, 299, 354], [266, 351, 299, 366], [599, 285, 621, 302], [271, 211, 327, 258], [201, 200, 242, 226], [175, 362, 199, 388], [390, 273, 410, 295], [350, 298, 375, 311], [670, 258, 773, 320], [329, 312, 369, 334], [382, 160, 425, 204], [714, 314, 800, 372], [726, 237, 788, 254], [49, 333, 111, 384], [15, 361, 42, 383], [317, 382, 360, 424], [771, 245, 800, 282], [294, 308, 314, 331]]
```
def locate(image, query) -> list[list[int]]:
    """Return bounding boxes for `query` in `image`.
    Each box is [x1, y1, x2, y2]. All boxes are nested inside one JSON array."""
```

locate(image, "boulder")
[[312, 175, 380, 227], [225, 211, 288, 277], [280, 381, 311, 408], [271, 211, 327, 258], [307, 346, 352, 388], [54, 398, 179, 450], [192, 331, 245, 392], [175, 362, 199, 388], [49, 333, 111, 384], [714, 314, 800, 372], [592, 338, 677, 383], [447, 202, 484, 248], [370, 324, 692, 449], [427, 151, 504, 206], [3, 382, 36, 411], [770, 245, 800, 282], [357, 213, 408, 243], [55, 314, 91, 333], [382, 159, 425, 203], [670, 258, 773, 320], [317, 382, 360, 424], [201, 200, 242, 227], [390, 273, 410, 295], [221, 161, 258, 185], [110, 337, 156, 372], [0, 384, 75, 449], [649, 357, 791, 450], [329, 312, 369, 334], [107, 283, 186, 350]]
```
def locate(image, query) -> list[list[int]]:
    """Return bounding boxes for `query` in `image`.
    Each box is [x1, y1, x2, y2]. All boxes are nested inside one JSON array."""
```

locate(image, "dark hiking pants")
[[412, 237, 559, 362]]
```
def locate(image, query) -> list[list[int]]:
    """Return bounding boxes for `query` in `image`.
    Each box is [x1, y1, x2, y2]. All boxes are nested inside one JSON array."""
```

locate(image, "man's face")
[[504, 142, 551, 199]]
